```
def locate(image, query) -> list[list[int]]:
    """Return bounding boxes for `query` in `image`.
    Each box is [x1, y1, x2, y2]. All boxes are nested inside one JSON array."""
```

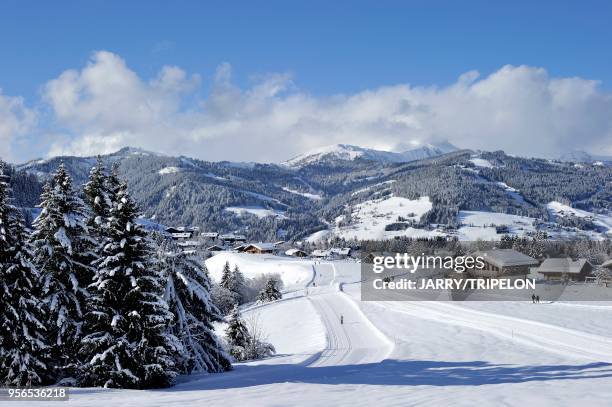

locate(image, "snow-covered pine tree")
[[159, 242, 232, 374], [0, 163, 49, 386], [224, 305, 250, 361], [79, 182, 181, 389], [106, 163, 122, 201], [256, 278, 282, 304], [83, 157, 112, 231], [30, 163, 91, 377], [225, 306, 275, 361], [230, 265, 246, 304], [220, 261, 232, 290]]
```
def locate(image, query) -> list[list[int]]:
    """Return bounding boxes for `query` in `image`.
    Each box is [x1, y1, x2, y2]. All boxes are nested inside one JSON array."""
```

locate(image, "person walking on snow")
[[532, 294, 536, 303], [340, 315, 344, 325]]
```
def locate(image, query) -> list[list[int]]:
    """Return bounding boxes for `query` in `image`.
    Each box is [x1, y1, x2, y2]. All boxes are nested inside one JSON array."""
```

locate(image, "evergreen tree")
[[230, 265, 246, 304], [159, 243, 231, 374], [256, 279, 282, 303], [83, 157, 112, 231], [79, 182, 181, 389], [224, 306, 250, 361], [225, 305, 275, 361], [30, 163, 91, 376], [219, 261, 232, 290], [0, 164, 49, 386]]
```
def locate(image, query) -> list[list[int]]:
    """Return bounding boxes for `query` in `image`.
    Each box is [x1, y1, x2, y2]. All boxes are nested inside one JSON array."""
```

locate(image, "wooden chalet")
[[243, 243, 276, 254], [471, 249, 538, 278], [285, 248, 308, 257], [536, 258, 592, 281]]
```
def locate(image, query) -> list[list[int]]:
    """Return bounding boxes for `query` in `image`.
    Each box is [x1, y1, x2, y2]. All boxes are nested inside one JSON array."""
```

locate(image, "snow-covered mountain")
[[8, 145, 611, 242], [282, 142, 458, 167]]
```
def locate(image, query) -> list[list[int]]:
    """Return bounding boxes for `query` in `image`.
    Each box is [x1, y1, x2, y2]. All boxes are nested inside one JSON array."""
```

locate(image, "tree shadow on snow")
[[167, 359, 612, 391]]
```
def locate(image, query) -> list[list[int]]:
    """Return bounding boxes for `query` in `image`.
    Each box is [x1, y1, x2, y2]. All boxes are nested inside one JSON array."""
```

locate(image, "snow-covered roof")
[[177, 240, 201, 247], [477, 249, 538, 268], [245, 243, 276, 251], [311, 249, 329, 257], [171, 232, 192, 239], [202, 232, 219, 238], [285, 248, 307, 256], [536, 258, 590, 274], [206, 245, 224, 251], [220, 234, 247, 241], [601, 259, 612, 269]]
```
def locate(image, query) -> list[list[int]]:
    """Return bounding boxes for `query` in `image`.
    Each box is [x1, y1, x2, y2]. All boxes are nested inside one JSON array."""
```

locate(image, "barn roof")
[[477, 249, 538, 268], [536, 258, 590, 274]]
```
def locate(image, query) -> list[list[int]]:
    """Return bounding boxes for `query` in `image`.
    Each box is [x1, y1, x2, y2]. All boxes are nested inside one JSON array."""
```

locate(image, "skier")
[[340, 315, 344, 325], [532, 294, 536, 303], [536, 295, 540, 303]]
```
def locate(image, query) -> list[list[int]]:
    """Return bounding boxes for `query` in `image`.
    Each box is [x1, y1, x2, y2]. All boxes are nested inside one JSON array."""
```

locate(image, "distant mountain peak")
[[110, 146, 165, 158], [282, 141, 459, 167]]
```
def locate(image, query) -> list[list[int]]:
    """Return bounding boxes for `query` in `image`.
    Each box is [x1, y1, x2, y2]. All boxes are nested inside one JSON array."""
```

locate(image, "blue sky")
[[0, 0, 611, 162]]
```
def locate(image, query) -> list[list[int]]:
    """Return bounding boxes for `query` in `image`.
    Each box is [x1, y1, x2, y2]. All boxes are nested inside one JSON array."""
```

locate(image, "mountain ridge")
[[282, 141, 459, 167]]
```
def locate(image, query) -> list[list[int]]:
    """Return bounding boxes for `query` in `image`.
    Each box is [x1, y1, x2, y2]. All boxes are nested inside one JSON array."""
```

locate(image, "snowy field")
[[456, 210, 536, 240], [312, 196, 443, 241], [28, 253, 612, 406]]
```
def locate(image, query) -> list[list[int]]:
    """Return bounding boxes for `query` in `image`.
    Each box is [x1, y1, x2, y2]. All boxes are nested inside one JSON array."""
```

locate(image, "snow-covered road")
[[308, 292, 393, 367]]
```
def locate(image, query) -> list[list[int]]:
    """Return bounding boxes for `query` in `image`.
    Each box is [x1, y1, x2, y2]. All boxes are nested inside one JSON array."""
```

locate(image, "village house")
[[243, 243, 277, 254], [285, 248, 308, 257], [233, 244, 248, 252], [220, 234, 247, 244], [310, 249, 329, 258], [201, 232, 219, 240], [330, 248, 352, 259], [206, 244, 224, 252], [535, 258, 592, 282], [471, 249, 539, 278], [165, 226, 200, 241], [177, 240, 201, 248], [310, 247, 352, 259]]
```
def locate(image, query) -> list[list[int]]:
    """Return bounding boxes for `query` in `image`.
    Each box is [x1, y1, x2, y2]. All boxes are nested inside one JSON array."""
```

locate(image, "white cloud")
[[0, 89, 36, 161], [42, 51, 612, 162]]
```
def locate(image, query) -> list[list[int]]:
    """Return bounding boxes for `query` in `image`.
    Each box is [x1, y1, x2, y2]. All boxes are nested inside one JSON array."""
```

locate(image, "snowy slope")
[[457, 210, 536, 240], [224, 206, 287, 219], [547, 201, 612, 236], [38, 255, 612, 407], [331, 196, 441, 241], [205, 252, 316, 290], [469, 157, 495, 168]]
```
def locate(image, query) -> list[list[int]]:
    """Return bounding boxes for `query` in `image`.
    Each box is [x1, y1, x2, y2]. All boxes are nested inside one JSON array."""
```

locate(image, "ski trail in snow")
[[308, 292, 393, 367], [374, 301, 612, 362]]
